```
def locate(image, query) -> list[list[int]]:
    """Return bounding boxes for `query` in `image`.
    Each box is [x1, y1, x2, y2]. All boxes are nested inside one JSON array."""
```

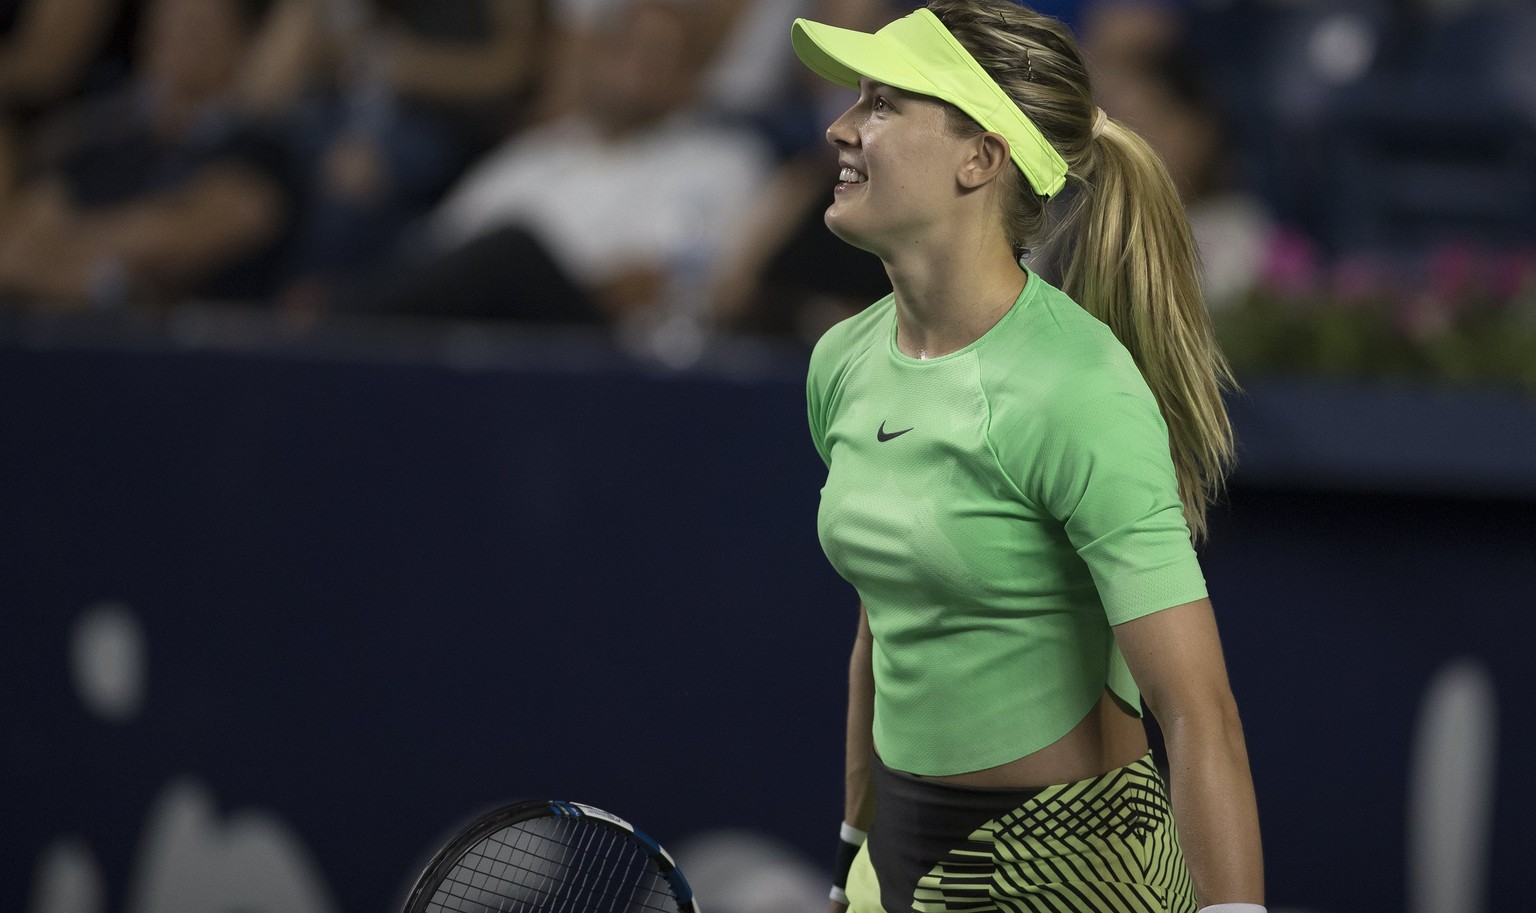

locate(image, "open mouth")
[[837, 166, 868, 187]]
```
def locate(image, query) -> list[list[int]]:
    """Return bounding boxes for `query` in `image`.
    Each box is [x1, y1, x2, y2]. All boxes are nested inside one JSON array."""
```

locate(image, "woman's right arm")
[[834, 603, 876, 913]]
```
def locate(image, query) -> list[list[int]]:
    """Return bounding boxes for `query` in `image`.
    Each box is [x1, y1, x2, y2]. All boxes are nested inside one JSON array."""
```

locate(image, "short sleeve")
[[1030, 391, 1207, 624], [806, 335, 834, 467]]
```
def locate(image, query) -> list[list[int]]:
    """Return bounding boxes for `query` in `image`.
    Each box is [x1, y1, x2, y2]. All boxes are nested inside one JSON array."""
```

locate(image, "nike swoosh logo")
[[877, 421, 913, 442]]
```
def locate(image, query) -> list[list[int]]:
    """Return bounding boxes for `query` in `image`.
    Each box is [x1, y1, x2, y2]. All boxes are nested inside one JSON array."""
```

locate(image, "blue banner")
[[2, 333, 1531, 913]]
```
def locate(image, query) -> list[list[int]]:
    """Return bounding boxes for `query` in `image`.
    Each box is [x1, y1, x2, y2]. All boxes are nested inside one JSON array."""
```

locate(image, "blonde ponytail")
[[1060, 117, 1237, 543], [926, 0, 1237, 542]]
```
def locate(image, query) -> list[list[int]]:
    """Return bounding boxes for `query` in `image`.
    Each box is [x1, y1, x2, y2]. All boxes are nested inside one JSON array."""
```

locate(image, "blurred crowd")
[[0, 0, 1532, 360]]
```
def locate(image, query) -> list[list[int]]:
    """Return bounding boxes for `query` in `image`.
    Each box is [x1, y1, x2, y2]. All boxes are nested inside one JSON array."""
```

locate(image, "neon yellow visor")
[[791, 8, 1068, 199]]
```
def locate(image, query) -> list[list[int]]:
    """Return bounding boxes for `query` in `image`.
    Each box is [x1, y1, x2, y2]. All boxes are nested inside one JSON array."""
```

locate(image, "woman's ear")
[[957, 132, 1012, 189]]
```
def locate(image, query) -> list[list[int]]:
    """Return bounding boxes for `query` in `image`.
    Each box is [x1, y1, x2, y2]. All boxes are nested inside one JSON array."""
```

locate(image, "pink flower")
[[1259, 227, 1322, 299], [1491, 248, 1536, 301], [1427, 243, 1482, 306], [1329, 253, 1391, 306]]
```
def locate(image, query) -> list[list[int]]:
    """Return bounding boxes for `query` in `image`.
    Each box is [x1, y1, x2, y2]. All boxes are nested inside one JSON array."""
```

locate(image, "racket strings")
[[427, 817, 680, 913]]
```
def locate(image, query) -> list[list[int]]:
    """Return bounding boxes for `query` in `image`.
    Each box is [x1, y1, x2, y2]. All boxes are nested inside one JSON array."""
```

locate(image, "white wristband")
[[839, 822, 868, 845], [1197, 905, 1267, 913], [830, 884, 850, 905]]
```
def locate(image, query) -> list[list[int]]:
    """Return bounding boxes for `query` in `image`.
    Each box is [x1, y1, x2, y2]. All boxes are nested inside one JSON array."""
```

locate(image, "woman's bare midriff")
[[914, 689, 1150, 788]]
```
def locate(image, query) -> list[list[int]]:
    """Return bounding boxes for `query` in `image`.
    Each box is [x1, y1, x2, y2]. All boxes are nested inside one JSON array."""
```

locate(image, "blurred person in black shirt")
[[240, 0, 547, 307], [0, 0, 297, 309], [0, 0, 134, 114], [0, 0, 141, 218]]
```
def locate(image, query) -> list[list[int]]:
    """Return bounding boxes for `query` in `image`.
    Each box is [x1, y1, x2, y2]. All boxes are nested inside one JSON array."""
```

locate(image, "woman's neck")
[[886, 239, 1027, 359]]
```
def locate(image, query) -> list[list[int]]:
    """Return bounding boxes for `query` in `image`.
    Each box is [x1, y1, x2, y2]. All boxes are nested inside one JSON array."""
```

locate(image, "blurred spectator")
[[1079, 0, 1183, 73], [0, 0, 135, 115], [0, 0, 297, 308], [1129, 48, 1276, 309], [1077, 0, 1190, 137], [1084, 4, 1277, 309], [240, 0, 548, 304], [0, 0, 141, 216], [692, 0, 814, 146], [530, 0, 697, 124], [344, 0, 771, 329]]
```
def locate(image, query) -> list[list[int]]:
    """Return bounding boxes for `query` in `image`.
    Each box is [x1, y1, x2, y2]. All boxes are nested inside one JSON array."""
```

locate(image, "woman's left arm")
[[1113, 596, 1264, 909]]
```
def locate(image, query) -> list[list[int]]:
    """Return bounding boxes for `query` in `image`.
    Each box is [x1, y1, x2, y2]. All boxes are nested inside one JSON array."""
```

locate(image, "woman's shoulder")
[[987, 278, 1149, 406], [1013, 274, 1118, 345], [808, 294, 894, 374]]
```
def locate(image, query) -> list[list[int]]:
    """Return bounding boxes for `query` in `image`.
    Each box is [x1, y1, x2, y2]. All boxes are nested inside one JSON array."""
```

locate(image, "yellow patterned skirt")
[[846, 753, 1196, 913]]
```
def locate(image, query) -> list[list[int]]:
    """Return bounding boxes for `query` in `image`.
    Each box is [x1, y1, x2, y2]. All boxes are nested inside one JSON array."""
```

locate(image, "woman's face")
[[823, 80, 976, 258]]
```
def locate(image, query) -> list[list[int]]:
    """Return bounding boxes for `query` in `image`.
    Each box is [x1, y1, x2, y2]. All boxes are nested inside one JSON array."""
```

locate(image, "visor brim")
[[791, 19, 937, 99]]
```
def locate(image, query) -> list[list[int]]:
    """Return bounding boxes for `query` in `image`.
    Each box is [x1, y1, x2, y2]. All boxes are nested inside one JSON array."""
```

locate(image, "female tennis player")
[[794, 2, 1264, 912]]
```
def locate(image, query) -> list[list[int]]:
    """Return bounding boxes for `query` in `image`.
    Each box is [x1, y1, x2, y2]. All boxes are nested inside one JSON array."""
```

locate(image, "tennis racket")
[[402, 799, 700, 913]]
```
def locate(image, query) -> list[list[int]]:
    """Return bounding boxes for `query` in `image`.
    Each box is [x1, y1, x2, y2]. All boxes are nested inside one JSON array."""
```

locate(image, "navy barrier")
[[2, 320, 1532, 913]]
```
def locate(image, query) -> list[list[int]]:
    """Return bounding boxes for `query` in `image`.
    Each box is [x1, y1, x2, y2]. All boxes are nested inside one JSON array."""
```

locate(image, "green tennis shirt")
[[807, 268, 1208, 776]]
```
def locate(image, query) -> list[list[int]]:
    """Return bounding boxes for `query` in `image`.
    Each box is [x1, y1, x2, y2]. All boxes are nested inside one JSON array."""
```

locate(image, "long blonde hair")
[[927, 0, 1237, 542]]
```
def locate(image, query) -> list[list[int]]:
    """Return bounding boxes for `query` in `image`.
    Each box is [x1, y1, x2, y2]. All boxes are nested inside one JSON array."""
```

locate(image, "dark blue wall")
[[2, 330, 1532, 913]]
